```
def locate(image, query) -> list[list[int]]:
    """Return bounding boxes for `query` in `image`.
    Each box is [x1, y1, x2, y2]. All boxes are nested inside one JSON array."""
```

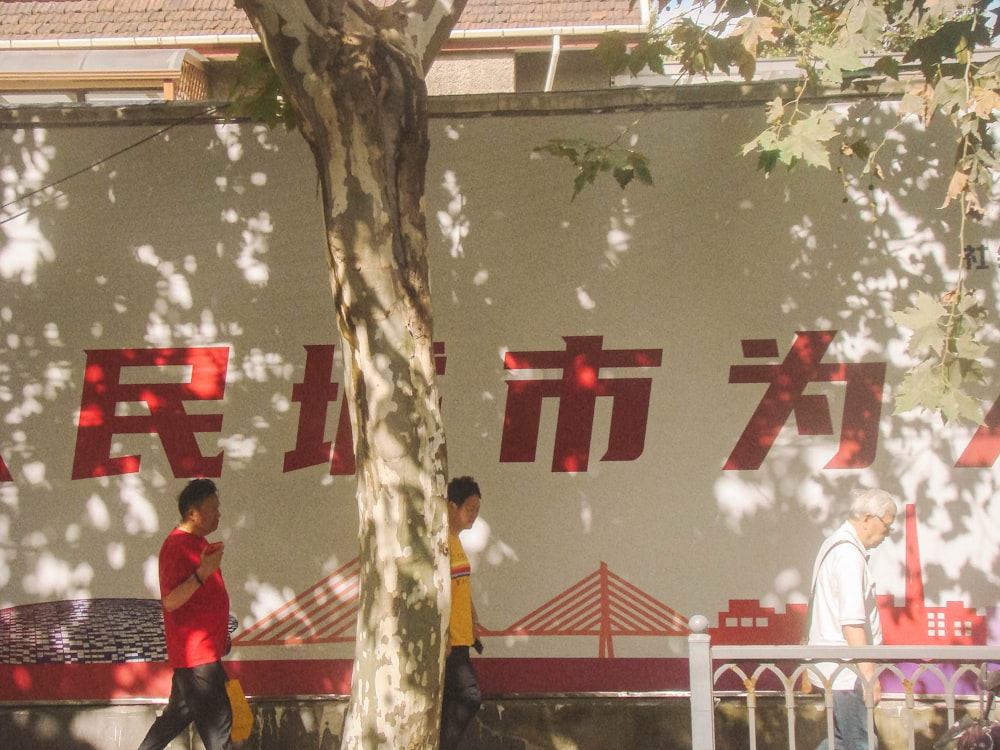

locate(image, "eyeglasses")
[[872, 515, 893, 535]]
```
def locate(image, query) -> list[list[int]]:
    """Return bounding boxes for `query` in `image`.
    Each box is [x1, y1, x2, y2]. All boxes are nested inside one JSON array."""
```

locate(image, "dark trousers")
[[440, 646, 481, 750], [137, 659, 233, 750]]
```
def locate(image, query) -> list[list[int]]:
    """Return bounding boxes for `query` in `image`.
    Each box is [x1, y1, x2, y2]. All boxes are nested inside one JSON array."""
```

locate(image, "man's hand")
[[843, 624, 880, 705], [199, 540, 225, 579]]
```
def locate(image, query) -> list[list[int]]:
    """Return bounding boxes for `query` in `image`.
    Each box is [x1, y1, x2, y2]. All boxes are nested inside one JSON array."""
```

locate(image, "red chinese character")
[[72, 348, 229, 479], [282, 344, 352, 475], [284, 342, 447, 476], [725, 332, 885, 470], [500, 336, 662, 472], [0, 453, 11, 482], [955, 395, 1000, 467]]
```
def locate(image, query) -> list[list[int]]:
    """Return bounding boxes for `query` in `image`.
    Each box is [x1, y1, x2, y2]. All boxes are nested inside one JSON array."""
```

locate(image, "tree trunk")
[[236, 2, 464, 746]]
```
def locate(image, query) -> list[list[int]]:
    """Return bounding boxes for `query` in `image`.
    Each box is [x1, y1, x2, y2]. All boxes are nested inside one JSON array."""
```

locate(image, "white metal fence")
[[687, 614, 1000, 750]]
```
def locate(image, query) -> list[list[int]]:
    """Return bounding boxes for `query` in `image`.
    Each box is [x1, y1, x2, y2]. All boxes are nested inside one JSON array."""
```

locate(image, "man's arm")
[[162, 542, 224, 612], [843, 623, 881, 705]]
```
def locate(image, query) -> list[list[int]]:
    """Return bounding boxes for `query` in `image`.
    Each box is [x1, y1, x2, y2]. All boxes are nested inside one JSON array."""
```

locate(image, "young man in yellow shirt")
[[440, 476, 483, 750]]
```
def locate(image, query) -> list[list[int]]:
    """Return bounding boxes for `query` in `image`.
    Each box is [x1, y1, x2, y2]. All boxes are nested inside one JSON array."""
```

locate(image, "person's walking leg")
[[187, 660, 233, 750], [137, 670, 194, 750], [832, 682, 872, 750], [440, 648, 481, 750]]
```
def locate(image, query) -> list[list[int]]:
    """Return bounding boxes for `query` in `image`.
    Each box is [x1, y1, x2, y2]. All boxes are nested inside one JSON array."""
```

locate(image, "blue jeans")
[[816, 681, 875, 750]]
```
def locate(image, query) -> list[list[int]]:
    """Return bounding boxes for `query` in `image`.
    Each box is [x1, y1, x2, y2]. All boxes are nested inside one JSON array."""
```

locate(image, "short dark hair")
[[447, 476, 480, 506], [178, 478, 218, 519]]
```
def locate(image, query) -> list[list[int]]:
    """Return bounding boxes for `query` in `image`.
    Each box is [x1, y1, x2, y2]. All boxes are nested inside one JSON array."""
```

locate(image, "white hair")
[[849, 488, 897, 520]]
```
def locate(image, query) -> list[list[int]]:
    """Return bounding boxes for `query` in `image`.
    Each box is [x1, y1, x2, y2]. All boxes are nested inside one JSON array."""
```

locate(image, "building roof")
[[458, 0, 643, 29], [1, 0, 646, 42], [3, 0, 253, 40]]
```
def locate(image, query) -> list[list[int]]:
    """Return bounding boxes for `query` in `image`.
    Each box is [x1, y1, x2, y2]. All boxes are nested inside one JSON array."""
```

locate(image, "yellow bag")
[[799, 669, 813, 694], [226, 678, 254, 742]]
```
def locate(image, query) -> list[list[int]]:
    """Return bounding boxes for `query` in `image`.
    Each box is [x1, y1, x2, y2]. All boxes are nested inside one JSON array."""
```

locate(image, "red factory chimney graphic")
[[876, 503, 983, 645], [904, 502, 924, 607], [711, 504, 988, 646]]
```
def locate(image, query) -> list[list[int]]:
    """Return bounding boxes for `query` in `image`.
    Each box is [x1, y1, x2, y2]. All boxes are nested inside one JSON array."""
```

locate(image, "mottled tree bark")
[[235, 1, 467, 746]]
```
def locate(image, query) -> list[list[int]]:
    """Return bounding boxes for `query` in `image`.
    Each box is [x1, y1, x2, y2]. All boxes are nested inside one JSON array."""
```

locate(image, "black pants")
[[137, 659, 233, 750], [440, 646, 481, 750]]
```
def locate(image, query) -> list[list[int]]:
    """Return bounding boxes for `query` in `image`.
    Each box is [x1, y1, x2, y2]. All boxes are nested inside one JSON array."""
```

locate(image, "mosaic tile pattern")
[[0, 598, 166, 664]]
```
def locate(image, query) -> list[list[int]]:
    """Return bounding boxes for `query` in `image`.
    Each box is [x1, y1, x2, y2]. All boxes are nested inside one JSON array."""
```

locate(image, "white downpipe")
[[639, 0, 651, 26], [544, 35, 561, 93]]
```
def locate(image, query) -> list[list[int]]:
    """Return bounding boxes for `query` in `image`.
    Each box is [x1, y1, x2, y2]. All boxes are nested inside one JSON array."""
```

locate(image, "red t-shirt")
[[159, 528, 230, 668]]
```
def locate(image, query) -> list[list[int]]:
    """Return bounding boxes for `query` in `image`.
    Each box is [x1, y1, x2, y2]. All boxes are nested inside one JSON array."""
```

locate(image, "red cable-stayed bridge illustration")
[[233, 557, 361, 646], [233, 559, 690, 656], [492, 561, 690, 657]]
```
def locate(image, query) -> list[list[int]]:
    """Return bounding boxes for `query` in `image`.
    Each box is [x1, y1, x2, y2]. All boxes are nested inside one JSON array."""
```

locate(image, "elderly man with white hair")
[[806, 488, 898, 750]]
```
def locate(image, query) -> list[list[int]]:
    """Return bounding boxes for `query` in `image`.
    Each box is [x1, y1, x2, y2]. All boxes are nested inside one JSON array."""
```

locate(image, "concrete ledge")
[[0, 694, 971, 749], [0, 77, 904, 129]]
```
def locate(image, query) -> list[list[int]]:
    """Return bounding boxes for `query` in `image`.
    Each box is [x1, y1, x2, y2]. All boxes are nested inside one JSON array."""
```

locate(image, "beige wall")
[[1, 102, 998, 669], [428, 52, 516, 95]]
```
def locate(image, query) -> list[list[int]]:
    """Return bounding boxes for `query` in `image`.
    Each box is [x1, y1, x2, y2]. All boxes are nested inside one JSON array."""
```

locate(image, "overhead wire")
[[0, 104, 224, 226]]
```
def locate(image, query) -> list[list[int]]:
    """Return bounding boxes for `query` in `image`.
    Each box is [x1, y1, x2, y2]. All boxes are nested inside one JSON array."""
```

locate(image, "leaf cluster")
[[534, 138, 653, 199], [892, 290, 988, 423], [227, 47, 299, 130], [577, 0, 1000, 423]]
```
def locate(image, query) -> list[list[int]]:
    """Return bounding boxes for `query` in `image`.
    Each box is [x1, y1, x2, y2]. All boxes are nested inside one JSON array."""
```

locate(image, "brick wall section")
[[1, 0, 643, 39]]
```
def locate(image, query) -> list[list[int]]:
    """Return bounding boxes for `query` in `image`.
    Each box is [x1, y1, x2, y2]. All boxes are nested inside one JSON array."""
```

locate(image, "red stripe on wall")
[[0, 658, 689, 702]]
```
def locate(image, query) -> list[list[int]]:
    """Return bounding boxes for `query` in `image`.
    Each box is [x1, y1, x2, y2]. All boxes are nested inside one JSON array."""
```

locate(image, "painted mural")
[[1, 99, 999, 701]]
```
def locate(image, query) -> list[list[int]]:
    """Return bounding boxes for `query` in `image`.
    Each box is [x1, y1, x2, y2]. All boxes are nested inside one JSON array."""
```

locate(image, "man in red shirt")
[[137, 478, 232, 750]]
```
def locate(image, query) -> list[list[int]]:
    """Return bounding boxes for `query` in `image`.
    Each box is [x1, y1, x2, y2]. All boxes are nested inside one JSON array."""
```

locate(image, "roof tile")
[[1, 0, 644, 40]]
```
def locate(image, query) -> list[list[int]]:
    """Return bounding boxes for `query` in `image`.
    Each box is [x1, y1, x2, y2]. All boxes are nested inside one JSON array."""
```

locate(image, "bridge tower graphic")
[[232, 557, 361, 646], [495, 561, 690, 657], [232, 558, 690, 654]]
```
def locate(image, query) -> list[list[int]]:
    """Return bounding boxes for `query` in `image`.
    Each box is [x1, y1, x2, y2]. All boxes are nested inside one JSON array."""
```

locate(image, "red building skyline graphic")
[[710, 504, 988, 646]]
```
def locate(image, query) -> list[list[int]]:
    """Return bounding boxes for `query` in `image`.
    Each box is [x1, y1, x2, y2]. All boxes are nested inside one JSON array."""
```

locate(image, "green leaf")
[[773, 110, 839, 169], [892, 291, 948, 355], [893, 360, 942, 414], [228, 47, 298, 130], [594, 32, 631, 75], [537, 138, 653, 199], [953, 331, 988, 361], [841, 0, 889, 45], [873, 55, 900, 80], [789, 1, 812, 28], [902, 20, 978, 79], [940, 388, 985, 425], [843, 138, 872, 161], [933, 75, 968, 115], [899, 89, 931, 120], [743, 127, 779, 156], [756, 149, 782, 173], [813, 42, 866, 85], [627, 152, 654, 186]]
